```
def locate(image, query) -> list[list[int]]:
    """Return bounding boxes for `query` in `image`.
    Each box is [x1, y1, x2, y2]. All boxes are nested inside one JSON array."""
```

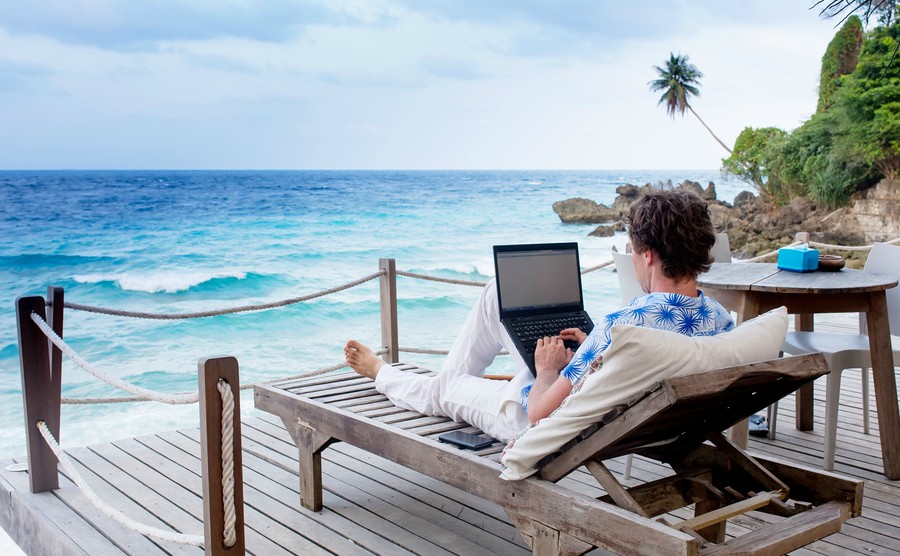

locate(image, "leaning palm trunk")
[[687, 105, 733, 154], [688, 104, 770, 194]]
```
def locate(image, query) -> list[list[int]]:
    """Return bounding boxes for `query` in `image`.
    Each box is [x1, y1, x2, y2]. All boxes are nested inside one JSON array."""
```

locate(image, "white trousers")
[[374, 279, 532, 442]]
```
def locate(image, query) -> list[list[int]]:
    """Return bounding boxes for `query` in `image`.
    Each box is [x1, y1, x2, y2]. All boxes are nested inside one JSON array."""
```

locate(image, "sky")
[[0, 1, 858, 170]]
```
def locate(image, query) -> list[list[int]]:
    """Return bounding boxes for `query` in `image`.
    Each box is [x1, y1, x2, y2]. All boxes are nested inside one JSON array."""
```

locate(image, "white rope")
[[809, 236, 900, 251], [737, 240, 803, 263], [30, 312, 200, 405], [398, 347, 450, 355], [36, 421, 205, 546], [397, 346, 510, 356], [63, 271, 384, 319], [581, 258, 614, 274], [217, 380, 237, 548], [396, 270, 486, 287], [62, 395, 151, 404]]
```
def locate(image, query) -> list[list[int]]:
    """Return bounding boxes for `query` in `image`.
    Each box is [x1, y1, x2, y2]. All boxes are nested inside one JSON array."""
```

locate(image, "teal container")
[[777, 245, 819, 272]]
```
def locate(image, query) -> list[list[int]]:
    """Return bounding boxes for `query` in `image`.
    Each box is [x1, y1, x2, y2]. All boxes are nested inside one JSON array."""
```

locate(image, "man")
[[345, 188, 734, 443]]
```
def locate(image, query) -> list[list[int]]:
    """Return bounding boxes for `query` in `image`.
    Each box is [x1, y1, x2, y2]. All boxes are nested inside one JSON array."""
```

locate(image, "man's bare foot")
[[344, 340, 386, 379]]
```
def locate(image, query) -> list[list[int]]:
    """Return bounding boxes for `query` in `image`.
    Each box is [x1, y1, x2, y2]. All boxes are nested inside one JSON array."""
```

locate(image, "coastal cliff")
[[553, 179, 898, 267]]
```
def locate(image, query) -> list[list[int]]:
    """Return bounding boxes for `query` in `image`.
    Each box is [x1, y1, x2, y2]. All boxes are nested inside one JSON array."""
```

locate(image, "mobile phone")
[[438, 431, 495, 450]]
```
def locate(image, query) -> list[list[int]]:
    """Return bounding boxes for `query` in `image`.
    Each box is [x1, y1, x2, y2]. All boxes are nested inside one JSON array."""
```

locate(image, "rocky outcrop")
[[552, 197, 619, 223], [553, 179, 889, 268], [853, 179, 900, 242]]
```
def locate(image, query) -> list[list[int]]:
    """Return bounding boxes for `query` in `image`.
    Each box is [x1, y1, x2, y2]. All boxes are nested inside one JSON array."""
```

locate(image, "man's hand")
[[527, 336, 575, 424], [558, 327, 587, 346], [534, 336, 573, 376]]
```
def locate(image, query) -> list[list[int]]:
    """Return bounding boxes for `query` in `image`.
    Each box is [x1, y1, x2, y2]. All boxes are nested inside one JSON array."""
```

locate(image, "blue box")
[[777, 245, 819, 272]]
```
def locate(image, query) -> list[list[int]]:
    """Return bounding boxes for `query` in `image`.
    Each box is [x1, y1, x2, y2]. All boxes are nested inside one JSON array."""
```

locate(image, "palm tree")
[[649, 53, 732, 154]]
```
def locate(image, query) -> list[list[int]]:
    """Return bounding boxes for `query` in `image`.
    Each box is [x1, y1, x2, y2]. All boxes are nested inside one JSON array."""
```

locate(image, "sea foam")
[[72, 270, 249, 293]]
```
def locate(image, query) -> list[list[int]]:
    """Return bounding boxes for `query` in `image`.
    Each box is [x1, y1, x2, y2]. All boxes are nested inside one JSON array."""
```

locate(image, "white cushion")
[[499, 306, 788, 480]]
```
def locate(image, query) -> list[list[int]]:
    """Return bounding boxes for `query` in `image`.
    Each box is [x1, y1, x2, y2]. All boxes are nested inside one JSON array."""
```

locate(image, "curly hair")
[[625, 188, 716, 280]]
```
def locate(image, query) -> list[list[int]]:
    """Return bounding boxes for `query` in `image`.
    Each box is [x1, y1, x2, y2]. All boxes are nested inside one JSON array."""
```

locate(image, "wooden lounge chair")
[[254, 354, 863, 556]]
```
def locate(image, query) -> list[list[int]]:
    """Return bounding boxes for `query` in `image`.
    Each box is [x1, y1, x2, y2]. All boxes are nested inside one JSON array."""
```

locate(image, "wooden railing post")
[[199, 356, 245, 556], [16, 295, 59, 492], [46, 286, 64, 457], [379, 258, 399, 364], [794, 231, 810, 244]]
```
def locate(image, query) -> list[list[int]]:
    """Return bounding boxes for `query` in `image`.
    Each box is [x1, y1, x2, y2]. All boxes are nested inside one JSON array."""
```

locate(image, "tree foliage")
[[721, 127, 787, 200], [722, 17, 897, 208], [818, 16, 864, 111], [649, 53, 702, 118]]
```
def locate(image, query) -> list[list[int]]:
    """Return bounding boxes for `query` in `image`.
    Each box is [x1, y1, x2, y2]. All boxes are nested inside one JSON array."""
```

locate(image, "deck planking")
[[1, 314, 899, 555]]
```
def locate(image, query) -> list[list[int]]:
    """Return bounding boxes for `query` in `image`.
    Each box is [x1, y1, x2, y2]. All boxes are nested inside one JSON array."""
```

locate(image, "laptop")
[[493, 242, 595, 376]]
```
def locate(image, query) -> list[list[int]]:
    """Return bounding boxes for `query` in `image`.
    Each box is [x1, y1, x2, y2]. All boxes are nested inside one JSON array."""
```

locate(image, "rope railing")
[[809, 236, 900, 251], [395, 270, 486, 287], [736, 240, 803, 263], [581, 258, 615, 274], [217, 379, 238, 548], [62, 271, 384, 319], [32, 378, 239, 547], [36, 419, 206, 546], [31, 312, 200, 405], [58, 262, 623, 322]]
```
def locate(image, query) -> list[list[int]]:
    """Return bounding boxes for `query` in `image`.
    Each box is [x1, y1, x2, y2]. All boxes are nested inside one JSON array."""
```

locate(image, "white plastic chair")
[[774, 242, 900, 470], [711, 232, 732, 263], [611, 245, 643, 306]]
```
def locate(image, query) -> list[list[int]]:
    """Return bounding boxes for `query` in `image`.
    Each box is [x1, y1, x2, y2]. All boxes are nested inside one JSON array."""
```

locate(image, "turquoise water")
[[0, 170, 751, 457]]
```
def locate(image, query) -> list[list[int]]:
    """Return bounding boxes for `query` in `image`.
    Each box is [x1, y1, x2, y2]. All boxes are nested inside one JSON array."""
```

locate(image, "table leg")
[[728, 293, 761, 449], [866, 292, 900, 480], [794, 314, 815, 431]]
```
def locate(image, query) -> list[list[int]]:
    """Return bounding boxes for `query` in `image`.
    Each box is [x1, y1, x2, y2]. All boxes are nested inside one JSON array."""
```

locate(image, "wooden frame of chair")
[[255, 353, 863, 556]]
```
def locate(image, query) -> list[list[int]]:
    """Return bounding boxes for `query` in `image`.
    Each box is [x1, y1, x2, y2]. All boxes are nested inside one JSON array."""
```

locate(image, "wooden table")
[[698, 262, 900, 479]]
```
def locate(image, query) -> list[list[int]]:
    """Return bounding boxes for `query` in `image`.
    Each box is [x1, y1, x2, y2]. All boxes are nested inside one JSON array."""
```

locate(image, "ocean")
[[0, 170, 751, 458]]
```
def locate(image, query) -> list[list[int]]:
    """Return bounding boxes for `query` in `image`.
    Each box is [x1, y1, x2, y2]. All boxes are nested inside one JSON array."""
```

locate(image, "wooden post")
[[379, 258, 399, 364], [46, 286, 64, 456], [16, 295, 59, 492], [199, 357, 245, 555], [794, 231, 810, 244], [794, 313, 815, 431]]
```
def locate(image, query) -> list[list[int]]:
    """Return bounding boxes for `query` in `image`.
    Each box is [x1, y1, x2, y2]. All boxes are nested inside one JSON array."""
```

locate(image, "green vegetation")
[[722, 15, 899, 208], [818, 16, 863, 111]]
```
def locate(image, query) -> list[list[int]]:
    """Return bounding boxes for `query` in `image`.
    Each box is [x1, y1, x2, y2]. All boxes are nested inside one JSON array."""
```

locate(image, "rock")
[[552, 197, 618, 224], [707, 204, 732, 232], [611, 184, 643, 213], [733, 190, 756, 208], [553, 180, 881, 268], [853, 179, 900, 242], [588, 225, 615, 237], [679, 180, 704, 197]]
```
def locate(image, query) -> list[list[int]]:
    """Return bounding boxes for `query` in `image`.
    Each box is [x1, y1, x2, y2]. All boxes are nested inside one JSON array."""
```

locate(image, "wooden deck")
[[1, 318, 898, 555]]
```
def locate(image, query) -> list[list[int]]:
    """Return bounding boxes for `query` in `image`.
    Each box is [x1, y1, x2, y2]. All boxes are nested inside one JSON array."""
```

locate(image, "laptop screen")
[[494, 243, 584, 316]]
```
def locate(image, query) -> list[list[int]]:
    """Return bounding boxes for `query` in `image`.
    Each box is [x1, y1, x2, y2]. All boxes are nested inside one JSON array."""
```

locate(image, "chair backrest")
[[864, 242, 900, 335], [711, 232, 731, 263], [611, 245, 643, 306], [538, 353, 829, 481]]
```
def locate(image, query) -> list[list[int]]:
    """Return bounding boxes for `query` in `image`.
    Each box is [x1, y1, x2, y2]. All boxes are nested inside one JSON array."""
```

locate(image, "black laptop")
[[493, 242, 595, 376]]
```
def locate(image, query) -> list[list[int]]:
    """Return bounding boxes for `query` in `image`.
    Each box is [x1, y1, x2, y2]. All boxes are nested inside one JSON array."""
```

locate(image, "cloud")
[[0, 1, 842, 170], [0, 0, 373, 50], [417, 56, 487, 80], [0, 58, 52, 93]]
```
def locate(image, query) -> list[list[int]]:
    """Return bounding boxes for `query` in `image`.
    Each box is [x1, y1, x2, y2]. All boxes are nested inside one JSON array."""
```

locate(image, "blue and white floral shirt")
[[520, 291, 734, 410]]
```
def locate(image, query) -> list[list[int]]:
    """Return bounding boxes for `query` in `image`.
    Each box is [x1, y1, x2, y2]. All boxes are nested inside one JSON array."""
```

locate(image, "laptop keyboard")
[[510, 314, 593, 354]]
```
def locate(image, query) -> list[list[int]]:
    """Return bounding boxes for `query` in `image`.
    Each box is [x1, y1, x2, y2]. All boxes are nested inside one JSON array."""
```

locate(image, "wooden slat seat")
[[255, 353, 864, 555]]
